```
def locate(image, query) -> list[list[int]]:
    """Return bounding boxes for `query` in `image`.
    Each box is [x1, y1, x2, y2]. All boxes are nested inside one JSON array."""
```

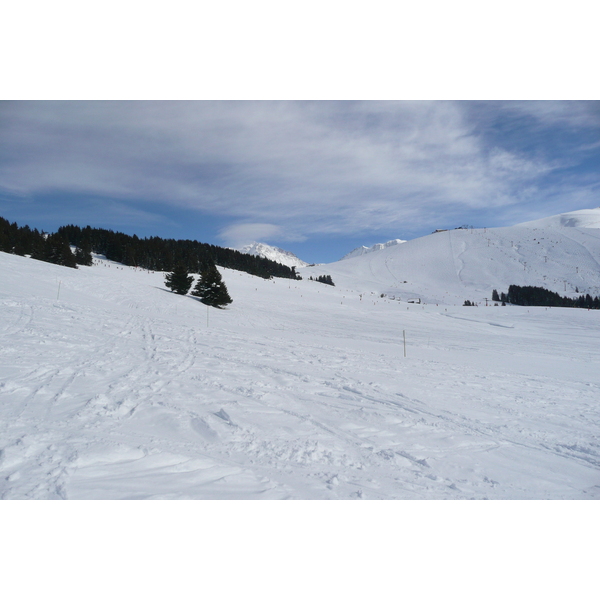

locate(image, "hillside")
[[516, 207, 600, 229], [303, 208, 600, 305], [1, 247, 599, 499]]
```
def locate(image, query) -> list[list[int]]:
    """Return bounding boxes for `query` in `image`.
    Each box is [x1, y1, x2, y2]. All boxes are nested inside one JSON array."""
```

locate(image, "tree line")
[[0, 217, 81, 268], [0, 217, 302, 280], [308, 274, 335, 286], [492, 285, 600, 309]]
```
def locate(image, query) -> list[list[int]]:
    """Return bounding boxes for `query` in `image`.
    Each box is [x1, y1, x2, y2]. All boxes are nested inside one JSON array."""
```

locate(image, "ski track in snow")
[[1, 249, 600, 499]]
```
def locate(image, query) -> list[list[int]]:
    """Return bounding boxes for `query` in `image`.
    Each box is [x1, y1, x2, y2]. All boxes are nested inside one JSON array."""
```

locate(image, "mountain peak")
[[238, 242, 309, 268], [340, 239, 407, 261]]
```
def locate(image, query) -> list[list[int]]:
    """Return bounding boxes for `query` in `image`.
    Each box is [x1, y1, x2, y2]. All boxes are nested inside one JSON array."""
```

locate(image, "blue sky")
[[1, 100, 599, 264]]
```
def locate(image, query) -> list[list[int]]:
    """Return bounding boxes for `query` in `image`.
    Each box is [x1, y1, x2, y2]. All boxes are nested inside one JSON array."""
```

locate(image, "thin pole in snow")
[[57, 280, 61, 301]]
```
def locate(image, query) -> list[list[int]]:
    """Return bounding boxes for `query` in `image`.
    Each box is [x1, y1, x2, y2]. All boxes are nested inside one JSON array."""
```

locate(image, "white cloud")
[[218, 223, 306, 248], [1, 100, 598, 239], [503, 101, 600, 130]]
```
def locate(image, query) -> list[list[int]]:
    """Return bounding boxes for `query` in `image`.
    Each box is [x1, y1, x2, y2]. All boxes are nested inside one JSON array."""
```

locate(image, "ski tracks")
[[0, 299, 34, 337], [165, 336, 500, 498], [2, 287, 599, 498], [0, 306, 206, 498]]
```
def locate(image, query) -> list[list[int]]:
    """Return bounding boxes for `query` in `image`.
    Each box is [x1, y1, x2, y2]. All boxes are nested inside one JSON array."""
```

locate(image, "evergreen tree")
[[165, 263, 193, 295], [191, 262, 232, 308], [500, 284, 600, 309], [491, 289, 500, 302], [317, 274, 335, 286], [30, 233, 48, 262], [74, 238, 93, 266], [309, 274, 335, 286], [44, 233, 77, 268]]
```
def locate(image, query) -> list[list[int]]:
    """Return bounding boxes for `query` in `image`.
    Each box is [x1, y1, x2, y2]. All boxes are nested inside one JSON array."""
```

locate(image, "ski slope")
[[1, 242, 599, 499], [305, 208, 600, 306]]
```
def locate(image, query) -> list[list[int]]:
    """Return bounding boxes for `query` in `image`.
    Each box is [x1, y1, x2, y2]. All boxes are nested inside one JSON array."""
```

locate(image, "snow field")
[[1, 248, 600, 499], [307, 223, 600, 305]]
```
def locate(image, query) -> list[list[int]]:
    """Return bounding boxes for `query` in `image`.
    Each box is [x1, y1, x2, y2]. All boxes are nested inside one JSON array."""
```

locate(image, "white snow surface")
[[305, 216, 600, 306], [238, 242, 308, 268], [340, 239, 407, 261], [1, 240, 599, 499], [515, 207, 600, 229]]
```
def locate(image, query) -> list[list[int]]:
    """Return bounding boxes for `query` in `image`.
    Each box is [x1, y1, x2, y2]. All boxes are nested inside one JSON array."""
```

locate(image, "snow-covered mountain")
[[515, 207, 600, 229], [2, 207, 600, 500], [340, 239, 406, 260], [2, 239, 600, 500], [238, 242, 308, 268], [302, 207, 600, 305]]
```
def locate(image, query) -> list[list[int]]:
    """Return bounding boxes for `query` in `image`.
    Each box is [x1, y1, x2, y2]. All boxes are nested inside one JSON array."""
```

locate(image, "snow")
[[515, 206, 600, 229], [238, 241, 308, 268], [340, 238, 407, 260], [304, 218, 600, 305], [2, 217, 599, 498]]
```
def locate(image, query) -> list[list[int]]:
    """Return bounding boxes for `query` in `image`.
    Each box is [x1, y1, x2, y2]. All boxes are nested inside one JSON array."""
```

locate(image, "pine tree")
[[165, 263, 193, 295], [191, 262, 232, 308], [46, 233, 77, 268], [74, 238, 93, 266], [492, 289, 500, 302]]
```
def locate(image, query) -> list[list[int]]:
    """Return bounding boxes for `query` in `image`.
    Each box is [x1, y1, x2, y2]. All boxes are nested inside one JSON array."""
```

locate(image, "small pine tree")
[[492, 289, 500, 302], [191, 262, 232, 308], [165, 263, 193, 295]]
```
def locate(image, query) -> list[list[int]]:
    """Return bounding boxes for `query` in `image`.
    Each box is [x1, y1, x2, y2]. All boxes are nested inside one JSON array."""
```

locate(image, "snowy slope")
[[239, 242, 308, 268], [340, 239, 406, 261], [303, 209, 600, 305], [1, 249, 599, 499], [515, 207, 600, 229]]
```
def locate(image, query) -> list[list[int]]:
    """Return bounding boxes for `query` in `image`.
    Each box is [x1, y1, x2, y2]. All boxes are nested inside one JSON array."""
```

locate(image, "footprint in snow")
[[214, 408, 235, 426]]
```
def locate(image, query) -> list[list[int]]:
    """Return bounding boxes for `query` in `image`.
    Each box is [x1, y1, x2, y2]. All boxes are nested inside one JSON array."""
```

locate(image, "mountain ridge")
[[238, 242, 309, 268], [340, 239, 407, 261]]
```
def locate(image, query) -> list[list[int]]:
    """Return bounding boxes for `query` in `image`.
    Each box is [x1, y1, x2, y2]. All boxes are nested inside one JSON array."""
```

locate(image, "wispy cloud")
[[1, 100, 598, 242], [218, 222, 306, 248]]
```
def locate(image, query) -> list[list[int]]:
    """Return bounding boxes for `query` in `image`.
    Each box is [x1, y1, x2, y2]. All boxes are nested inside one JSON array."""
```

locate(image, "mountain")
[[340, 239, 406, 260], [239, 242, 308, 268], [2, 238, 599, 500], [515, 207, 600, 229], [2, 207, 600, 501], [301, 208, 600, 305]]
